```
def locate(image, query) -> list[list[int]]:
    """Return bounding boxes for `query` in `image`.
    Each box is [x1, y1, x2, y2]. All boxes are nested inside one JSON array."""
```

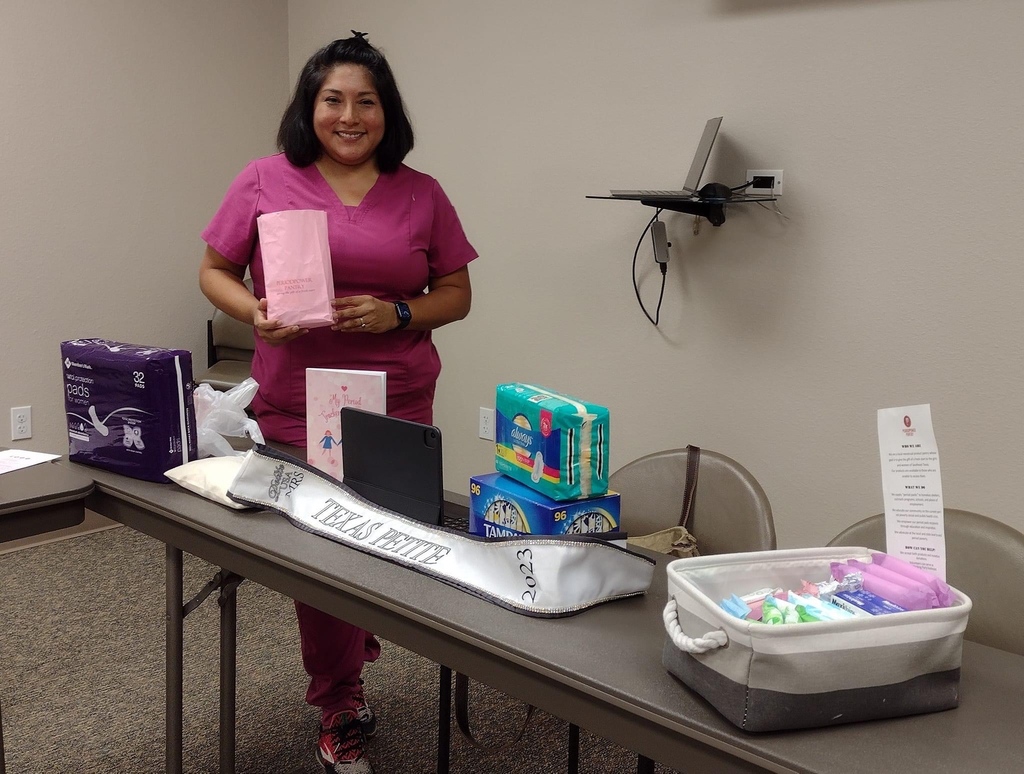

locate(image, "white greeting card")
[[877, 403, 946, 578], [306, 368, 386, 479]]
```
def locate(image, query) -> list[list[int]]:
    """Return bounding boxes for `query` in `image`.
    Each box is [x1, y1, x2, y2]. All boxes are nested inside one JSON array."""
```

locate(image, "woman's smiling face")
[[313, 64, 385, 170]]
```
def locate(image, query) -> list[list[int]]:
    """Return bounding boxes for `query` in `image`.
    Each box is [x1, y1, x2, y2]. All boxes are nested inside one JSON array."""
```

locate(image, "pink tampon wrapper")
[[799, 579, 821, 597], [739, 587, 781, 622], [802, 575, 861, 600], [830, 562, 933, 611], [870, 552, 955, 607], [846, 559, 941, 609]]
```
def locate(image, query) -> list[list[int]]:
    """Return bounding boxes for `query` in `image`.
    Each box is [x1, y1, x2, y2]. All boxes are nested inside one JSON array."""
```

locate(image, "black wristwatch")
[[393, 301, 412, 330]]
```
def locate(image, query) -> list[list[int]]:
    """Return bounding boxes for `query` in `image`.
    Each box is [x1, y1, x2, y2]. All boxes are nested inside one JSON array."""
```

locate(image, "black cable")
[[631, 209, 668, 326]]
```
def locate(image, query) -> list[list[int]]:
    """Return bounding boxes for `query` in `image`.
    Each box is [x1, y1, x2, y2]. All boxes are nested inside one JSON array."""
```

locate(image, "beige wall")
[[289, 0, 1024, 547], [4, 1, 1022, 550], [0, 0, 288, 461]]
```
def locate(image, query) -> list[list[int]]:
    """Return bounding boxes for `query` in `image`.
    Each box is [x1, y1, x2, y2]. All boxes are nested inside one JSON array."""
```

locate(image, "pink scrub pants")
[[289, 399, 433, 723], [294, 601, 381, 723]]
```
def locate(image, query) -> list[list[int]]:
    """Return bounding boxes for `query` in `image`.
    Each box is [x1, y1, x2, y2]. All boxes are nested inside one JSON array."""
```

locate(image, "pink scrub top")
[[202, 153, 478, 444]]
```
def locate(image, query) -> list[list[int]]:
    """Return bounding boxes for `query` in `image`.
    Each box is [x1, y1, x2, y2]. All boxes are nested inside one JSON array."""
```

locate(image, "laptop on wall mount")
[[607, 116, 723, 200], [586, 116, 778, 226]]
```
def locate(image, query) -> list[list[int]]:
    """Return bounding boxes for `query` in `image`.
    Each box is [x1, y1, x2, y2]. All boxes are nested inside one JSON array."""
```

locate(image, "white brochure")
[[0, 449, 60, 475], [877, 404, 946, 579]]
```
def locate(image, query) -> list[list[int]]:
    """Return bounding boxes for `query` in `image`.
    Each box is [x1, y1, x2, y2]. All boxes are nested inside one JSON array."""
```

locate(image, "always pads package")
[[494, 383, 610, 501], [61, 339, 198, 482]]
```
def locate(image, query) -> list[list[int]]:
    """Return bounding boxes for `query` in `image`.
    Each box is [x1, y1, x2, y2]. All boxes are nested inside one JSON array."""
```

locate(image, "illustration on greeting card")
[[306, 368, 386, 480]]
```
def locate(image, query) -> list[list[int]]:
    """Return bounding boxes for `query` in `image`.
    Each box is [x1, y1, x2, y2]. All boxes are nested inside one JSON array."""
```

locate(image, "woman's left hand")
[[331, 295, 397, 334]]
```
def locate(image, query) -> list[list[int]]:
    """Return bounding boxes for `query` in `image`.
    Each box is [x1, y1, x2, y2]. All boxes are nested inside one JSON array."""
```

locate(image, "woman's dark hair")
[[277, 32, 414, 172]]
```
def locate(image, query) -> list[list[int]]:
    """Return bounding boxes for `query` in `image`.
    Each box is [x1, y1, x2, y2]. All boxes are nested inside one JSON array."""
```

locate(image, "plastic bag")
[[194, 378, 265, 458]]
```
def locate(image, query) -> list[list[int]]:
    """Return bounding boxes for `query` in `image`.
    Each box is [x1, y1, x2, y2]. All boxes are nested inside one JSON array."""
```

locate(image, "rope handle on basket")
[[663, 598, 728, 654]]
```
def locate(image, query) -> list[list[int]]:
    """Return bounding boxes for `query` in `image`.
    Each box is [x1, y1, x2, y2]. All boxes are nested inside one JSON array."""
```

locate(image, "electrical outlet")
[[11, 405, 32, 440], [478, 406, 495, 441], [746, 169, 784, 196]]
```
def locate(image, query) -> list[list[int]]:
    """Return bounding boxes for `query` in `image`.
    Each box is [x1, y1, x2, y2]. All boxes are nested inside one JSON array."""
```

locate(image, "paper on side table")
[[0, 449, 61, 475]]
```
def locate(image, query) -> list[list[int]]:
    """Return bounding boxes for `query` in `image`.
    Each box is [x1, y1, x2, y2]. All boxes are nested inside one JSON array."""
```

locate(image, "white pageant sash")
[[228, 446, 655, 617]]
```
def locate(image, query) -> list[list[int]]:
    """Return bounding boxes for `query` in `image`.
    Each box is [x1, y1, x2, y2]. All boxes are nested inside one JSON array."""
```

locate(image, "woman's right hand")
[[253, 298, 307, 346]]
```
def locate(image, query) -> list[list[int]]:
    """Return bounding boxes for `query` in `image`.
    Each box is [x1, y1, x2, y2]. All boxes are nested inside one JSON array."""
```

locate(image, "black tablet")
[[340, 407, 444, 526]]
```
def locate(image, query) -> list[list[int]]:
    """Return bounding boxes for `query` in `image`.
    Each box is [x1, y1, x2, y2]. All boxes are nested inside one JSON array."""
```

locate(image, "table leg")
[[437, 665, 452, 774], [166, 545, 184, 774], [637, 754, 656, 773], [218, 575, 242, 774], [567, 722, 580, 773], [0, 696, 7, 774]]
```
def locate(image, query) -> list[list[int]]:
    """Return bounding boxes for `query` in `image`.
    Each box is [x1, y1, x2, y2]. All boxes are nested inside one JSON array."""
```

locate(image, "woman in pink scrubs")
[[199, 32, 476, 773]]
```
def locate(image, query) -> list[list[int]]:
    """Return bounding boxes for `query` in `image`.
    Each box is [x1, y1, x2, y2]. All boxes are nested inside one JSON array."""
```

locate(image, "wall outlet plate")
[[746, 169, 784, 196], [478, 406, 495, 441], [11, 405, 32, 440]]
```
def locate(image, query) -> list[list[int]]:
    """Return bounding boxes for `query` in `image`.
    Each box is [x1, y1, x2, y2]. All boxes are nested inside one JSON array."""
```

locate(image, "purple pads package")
[[61, 339, 198, 482]]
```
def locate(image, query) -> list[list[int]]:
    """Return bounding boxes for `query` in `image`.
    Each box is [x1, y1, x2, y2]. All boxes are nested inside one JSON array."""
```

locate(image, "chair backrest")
[[609, 447, 776, 555], [827, 509, 1024, 656], [208, 308, 255, 366], [197, 279, 255, 391]]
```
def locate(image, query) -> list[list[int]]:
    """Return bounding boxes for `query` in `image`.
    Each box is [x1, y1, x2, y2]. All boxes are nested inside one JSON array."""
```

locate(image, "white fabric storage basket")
[[663, 548, 972, 732]]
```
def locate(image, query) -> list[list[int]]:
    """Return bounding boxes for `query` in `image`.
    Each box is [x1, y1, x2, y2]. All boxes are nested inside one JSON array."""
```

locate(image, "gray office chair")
[[196, 280, 255, 391], [610, 447, 777, 555], [827, 509, 1024, 656]]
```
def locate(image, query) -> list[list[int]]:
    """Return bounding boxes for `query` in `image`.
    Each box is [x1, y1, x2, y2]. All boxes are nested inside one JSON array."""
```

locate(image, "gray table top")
[[80, 460, 1024, 774], [0, 454, 92, 545], [0, 454, 93, 516]]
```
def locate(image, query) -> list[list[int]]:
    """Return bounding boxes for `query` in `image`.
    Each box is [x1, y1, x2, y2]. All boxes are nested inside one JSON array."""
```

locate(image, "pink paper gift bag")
[[257, 209, 335, 328]]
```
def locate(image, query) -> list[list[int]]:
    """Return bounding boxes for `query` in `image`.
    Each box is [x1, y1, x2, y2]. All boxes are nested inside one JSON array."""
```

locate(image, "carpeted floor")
[[0, 526, 680, 773]]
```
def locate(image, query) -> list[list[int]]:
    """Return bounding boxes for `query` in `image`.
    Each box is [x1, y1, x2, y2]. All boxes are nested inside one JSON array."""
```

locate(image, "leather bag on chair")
[[627, 445, 700, 559]]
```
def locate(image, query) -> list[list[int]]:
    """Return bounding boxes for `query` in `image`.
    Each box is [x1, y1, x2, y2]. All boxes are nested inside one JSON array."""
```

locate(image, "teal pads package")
[[494, 383, 610, 501]]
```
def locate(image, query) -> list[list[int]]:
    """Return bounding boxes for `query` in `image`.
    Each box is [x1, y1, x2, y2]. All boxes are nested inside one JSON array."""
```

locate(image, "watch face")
[[565, 509, 616, 534], [395, 301, 412, 326], [483, 497, 528, 533]]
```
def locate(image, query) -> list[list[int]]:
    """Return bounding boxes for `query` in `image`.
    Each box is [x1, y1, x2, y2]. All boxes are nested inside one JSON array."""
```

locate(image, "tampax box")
[[469, 473, 620, 538], [494, 383, 610, 501], [61, 339, 197, 482]]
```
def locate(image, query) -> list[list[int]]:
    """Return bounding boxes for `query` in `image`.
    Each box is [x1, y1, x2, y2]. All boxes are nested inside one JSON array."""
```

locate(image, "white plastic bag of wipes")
[[194, 378, 265, 458]]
